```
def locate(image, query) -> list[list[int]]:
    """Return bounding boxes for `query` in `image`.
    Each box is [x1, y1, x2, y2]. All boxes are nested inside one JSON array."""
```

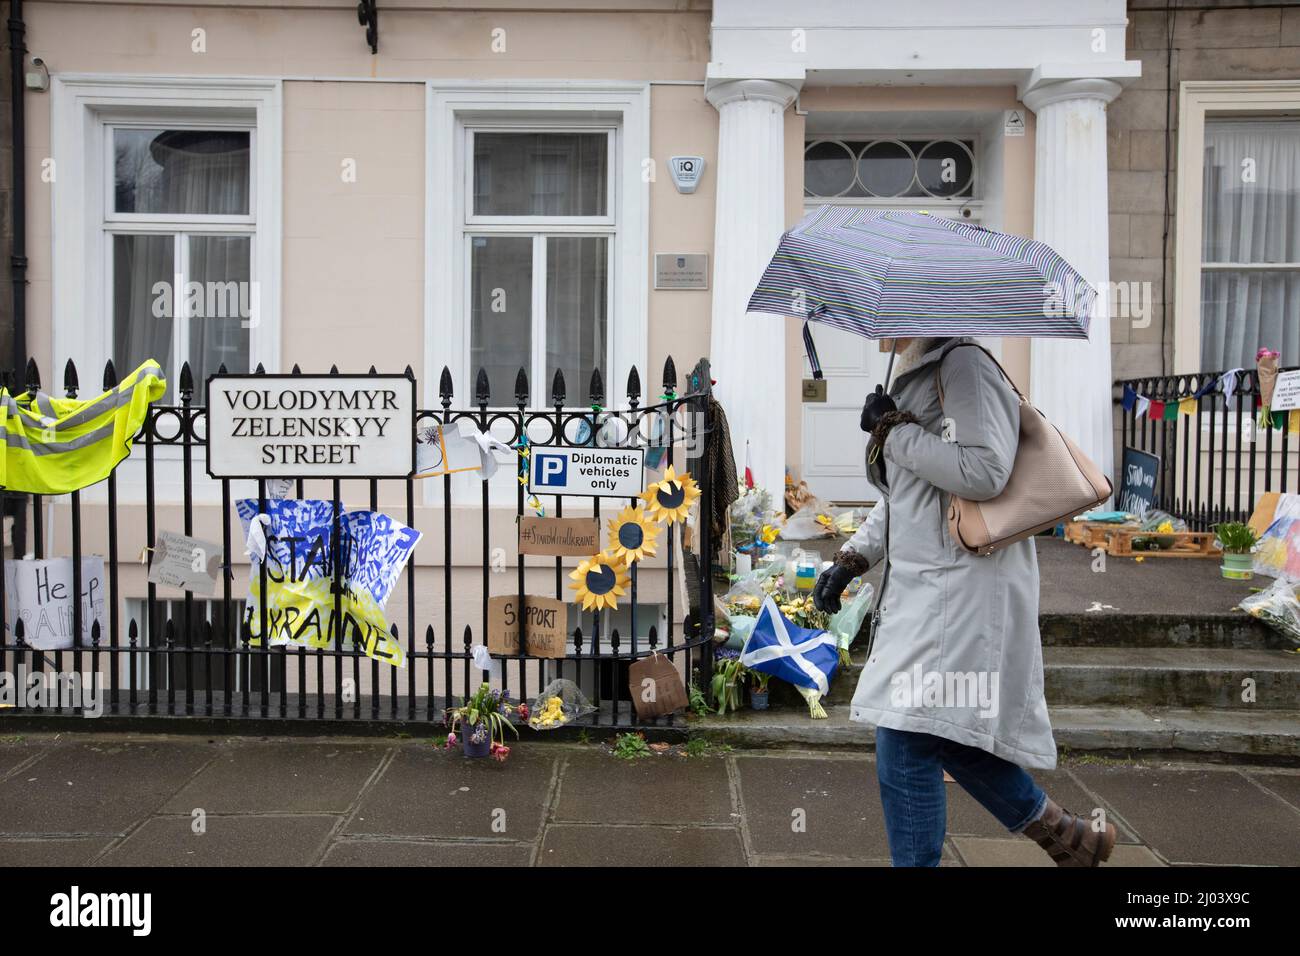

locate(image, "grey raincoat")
[[844, 337, 1057, 770]]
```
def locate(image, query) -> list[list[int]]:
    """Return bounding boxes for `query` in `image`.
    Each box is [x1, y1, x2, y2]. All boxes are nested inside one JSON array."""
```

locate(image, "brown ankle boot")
[[1022, 798, 1117, 867]]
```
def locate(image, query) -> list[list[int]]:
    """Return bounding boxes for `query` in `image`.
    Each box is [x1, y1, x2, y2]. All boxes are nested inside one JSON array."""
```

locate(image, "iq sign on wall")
[[206, 375, 416, 479]]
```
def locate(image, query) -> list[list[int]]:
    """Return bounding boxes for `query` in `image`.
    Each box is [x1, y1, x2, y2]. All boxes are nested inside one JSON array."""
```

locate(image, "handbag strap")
[[934, 341, 1027, 407]]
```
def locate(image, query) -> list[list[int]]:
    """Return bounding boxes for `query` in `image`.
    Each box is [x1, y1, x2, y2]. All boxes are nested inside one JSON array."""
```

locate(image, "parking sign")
[[526, 445, 645, 497]]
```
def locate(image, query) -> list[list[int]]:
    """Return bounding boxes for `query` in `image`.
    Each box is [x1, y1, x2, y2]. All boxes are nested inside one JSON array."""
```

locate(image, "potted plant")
[[1215, 522, 1258, 581], [711, 649, 746, 716], [445, 682, 518, 760], [749, 669, 772, 711]]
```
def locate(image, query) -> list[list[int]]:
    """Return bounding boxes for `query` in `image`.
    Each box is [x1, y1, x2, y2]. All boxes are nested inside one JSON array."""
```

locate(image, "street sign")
[[206, 374, 416, 479], [527, 445, 645, 497]]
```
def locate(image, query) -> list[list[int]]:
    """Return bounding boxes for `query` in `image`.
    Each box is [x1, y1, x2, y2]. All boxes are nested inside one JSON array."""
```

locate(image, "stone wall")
[[1108, 0, 1300, 383]]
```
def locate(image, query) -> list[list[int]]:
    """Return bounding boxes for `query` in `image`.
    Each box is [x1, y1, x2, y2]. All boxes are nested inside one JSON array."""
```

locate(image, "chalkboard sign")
[[1118, 446, 1161, 517]]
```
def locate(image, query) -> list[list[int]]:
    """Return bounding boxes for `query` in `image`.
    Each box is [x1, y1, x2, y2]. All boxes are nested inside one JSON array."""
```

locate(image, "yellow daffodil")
[[568, 550, 631, 611], [759, 524, 779, 544], [641, 465, 700, 525], [607, 505, 660, 564]]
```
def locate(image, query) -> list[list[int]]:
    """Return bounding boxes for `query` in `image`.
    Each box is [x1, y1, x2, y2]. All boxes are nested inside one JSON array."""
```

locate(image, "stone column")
[[1023, 78, 1123, 489], [705, 78, 799, 497]]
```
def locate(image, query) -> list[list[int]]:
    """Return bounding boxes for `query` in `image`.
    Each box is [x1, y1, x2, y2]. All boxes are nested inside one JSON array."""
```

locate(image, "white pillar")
[[1024, 78, 1123, 490], [706, 79, 799, 497]]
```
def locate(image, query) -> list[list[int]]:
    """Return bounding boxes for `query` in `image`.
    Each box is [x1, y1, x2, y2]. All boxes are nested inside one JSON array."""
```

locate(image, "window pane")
[[470, 236, 532, 402], [1202, 119, 1300, 264], [113, 234, 175, 390], [114, 128, 251, 216], [1200, 269, 1300, 371], [473, 132, 607, 216], [188, 235, 252, 384], [546, 237, 607, 403]]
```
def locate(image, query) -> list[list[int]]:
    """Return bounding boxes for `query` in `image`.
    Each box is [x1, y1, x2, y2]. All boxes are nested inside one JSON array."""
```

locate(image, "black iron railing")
[[0, 355, 717, 730], [1115, 366, 1299, 530]]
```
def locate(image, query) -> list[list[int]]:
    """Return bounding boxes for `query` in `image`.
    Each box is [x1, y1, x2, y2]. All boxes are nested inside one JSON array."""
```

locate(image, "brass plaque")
[[801, 378, 828, 402]]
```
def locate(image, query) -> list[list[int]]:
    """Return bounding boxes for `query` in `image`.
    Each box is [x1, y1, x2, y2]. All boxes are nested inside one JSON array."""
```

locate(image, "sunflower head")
[[640, 465, 700, 525], [607, 505, 659, 564], [568, 551, 631, 611]]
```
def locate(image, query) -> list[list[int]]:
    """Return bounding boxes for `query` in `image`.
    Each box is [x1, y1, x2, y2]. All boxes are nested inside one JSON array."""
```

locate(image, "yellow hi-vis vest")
[[0, 360, 166, 494]]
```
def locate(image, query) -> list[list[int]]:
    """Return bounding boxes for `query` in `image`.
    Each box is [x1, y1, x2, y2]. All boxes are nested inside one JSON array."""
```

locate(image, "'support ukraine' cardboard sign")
[[486, 595, 567, 658], [235, 499, 420, 667], [206, 375, 415, 479], [517, 516, 602, 557], [4, 557, 106, 650]]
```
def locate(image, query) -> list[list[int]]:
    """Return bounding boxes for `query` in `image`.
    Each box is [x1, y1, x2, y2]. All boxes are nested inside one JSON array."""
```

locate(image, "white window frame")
[[51, 75, 282, 385], [1174, 80, 1300, 374], [426, 82, 649, 412]]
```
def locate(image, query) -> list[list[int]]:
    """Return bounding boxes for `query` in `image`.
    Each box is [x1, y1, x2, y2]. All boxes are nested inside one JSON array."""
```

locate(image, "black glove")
[[860, 385, 897, 433], [812, 551, 871, 614]]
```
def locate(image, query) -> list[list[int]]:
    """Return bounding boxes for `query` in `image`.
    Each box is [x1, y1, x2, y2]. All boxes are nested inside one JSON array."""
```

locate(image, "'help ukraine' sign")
[[528, 445, 645, 497]]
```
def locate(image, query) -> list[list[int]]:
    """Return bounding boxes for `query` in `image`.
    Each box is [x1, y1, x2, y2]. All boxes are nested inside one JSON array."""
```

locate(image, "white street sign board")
[[207, 375, 415, 479]]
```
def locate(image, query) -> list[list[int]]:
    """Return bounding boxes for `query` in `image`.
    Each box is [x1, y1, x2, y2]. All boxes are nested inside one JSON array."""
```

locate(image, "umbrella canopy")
[[747, 206, 1096, 340]]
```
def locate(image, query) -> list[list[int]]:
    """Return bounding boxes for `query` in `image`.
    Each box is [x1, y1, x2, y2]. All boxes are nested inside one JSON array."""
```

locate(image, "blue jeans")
[[875, 726, 1047, 867]]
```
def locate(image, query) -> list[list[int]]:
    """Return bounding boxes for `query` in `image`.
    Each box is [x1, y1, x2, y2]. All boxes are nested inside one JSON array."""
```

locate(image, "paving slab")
[[538, 824, 745, 866], [0, 740, 214, 835], [162, 741, 389, 814], [0, 738, 47, 777], [945, 768, 1139, 842], [1246, 772, 1300, 812], [322, 840, 533, 867], [553, 751, 734, 825], [733, 755, 890, 859], [0, 838, 115, 867], [97, 814, 339, 866], [951, 836, 1167, 867], [1073, 766, 1300, 866], [346, 744, 556, 841]]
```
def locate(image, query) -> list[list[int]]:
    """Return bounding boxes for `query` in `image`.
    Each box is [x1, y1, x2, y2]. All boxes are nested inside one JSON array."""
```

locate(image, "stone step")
[[1039, 612, 1283, 650], [691, 704, 1300, 760], [793, 646, 1300, 709]]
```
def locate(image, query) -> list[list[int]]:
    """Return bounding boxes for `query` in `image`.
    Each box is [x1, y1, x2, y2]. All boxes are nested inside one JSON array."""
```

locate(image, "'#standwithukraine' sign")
[[206, 374, 415, 479]]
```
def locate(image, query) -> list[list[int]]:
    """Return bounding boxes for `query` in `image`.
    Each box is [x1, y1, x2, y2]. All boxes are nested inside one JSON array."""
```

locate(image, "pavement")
[[1, 732, 1297, 867]]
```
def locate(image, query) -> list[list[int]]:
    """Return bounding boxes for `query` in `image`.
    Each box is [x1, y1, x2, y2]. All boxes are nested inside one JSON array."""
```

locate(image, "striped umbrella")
[[747, 206, 1095, 341]]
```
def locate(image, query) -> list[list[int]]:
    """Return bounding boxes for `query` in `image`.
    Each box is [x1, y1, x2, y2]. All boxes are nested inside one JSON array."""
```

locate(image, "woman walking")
[[813, 336, 1117, 868]]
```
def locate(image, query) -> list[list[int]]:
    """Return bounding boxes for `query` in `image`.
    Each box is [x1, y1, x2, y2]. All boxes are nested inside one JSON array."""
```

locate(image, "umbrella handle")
[[883, 339, 899, 391]]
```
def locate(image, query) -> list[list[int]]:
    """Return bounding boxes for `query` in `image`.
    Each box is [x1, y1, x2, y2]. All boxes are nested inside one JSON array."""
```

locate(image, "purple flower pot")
[[462, 724, 491, 758]]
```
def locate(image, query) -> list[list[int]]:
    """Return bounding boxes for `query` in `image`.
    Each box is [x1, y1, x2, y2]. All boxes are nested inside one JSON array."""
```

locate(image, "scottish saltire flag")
[[747, 206, 1095, 341], [740, 596, 840, 695]]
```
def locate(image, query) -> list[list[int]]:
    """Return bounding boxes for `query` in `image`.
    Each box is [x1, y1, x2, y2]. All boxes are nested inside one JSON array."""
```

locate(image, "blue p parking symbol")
[[534, 453, 568, 488]]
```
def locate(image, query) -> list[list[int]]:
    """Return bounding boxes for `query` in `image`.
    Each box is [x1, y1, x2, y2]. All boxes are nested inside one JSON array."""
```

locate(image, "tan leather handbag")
[[936, 344, 1112, 556]]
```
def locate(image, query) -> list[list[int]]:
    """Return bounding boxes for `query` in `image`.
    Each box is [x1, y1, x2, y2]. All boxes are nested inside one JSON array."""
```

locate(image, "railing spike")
[[217, 363, 228, 375], [626, 365, 640, 403], [291, 363, 302, 375], [179, 361, 194, 399], [588, 368, 605, 406], [330, 364, 340, 375], [63, 358, 79, 397], [514, 367, 529, 405], [662, 355, 677, 393], [369, 365, 378, 375], [474, 367, 491, 405], [25, 357, 40, 392], [551, 368, 567, 406], [439, 366, 454, 402], [102, 359, 118, 389], [91, 619, 101, 646], [425, 624, 434, 648], [255, 362, 266, 374]]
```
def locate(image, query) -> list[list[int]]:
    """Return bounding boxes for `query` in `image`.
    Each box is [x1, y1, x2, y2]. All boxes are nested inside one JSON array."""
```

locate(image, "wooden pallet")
[[1064, 520, 1222, 558], [1104, 529, 1221, 558]]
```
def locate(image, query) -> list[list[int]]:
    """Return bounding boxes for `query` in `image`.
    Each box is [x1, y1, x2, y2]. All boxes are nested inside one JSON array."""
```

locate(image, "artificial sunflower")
[[607, 505, 660, 564], [569, 551, 632, 612], [640, 465, 700, 525]]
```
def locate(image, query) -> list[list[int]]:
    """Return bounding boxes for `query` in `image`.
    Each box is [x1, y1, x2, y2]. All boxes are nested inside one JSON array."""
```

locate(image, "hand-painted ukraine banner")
[[235, 499, 420, 667]]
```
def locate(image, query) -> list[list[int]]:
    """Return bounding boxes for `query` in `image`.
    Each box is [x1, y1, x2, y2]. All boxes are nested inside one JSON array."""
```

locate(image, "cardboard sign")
[[1118, 446, 1160, 518], [629, 652, 688, 719], [487, 595, 567, 658], [147, 530, 222, 596], [4, 557, 106, 650], [527, 445, 645, 497], [518, 516, 602, 557], [206, 374, 415, 479], [1272, 369, 1300, 412]]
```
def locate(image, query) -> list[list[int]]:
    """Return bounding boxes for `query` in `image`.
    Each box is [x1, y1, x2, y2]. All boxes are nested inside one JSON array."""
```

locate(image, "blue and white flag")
[[740, 596, 840, 696]]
